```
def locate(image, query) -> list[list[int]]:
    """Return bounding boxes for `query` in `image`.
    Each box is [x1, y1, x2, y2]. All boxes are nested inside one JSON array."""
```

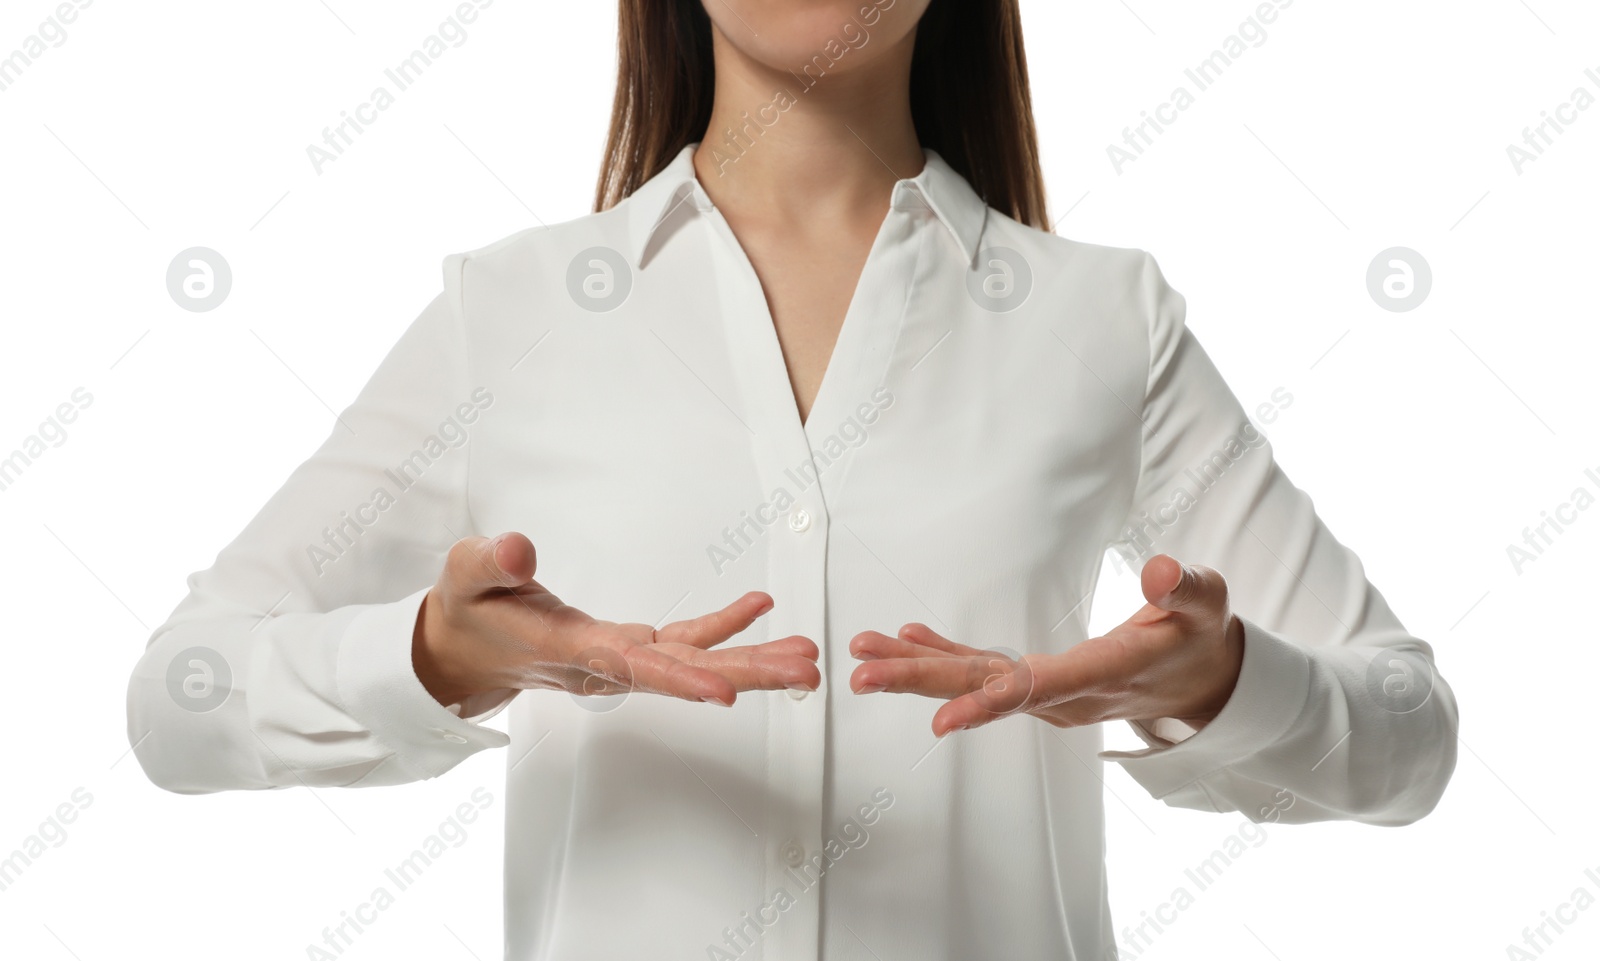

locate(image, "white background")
[[1, 1, 1595, 958]]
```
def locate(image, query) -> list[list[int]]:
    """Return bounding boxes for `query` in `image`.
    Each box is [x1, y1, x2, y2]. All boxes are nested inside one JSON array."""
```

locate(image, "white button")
[[788, 509, 811, 533], [780, 840, 805, 868], [440, 730, 468, 743], [786, 687, 809, 701]]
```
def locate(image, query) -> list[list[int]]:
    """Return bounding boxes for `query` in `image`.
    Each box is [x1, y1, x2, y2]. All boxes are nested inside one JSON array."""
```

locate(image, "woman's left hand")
[[847, 554, 1246, 737]]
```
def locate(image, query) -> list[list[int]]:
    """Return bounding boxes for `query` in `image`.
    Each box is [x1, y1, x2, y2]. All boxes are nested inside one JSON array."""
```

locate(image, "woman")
[[127, 1, 1458, 958]]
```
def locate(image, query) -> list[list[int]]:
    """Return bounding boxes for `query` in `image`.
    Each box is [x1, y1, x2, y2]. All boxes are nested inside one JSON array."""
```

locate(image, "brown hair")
[[594, 0, 1050, 230]]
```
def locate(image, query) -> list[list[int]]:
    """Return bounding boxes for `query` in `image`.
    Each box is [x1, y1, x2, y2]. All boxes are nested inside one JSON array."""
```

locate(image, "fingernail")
[[785, 682, 815, 692], [855, 683, 886, 695], [940, 723, 968, 737], [702, 695, 732, 707]]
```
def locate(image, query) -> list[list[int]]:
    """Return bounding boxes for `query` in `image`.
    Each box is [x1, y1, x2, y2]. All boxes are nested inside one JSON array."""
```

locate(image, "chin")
[[706, 0, 928, 75]]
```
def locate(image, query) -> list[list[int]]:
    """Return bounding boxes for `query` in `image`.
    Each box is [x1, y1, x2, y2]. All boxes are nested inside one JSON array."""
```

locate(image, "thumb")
[[446, 531, 537, 596], [1140, 554, 1221, 617]]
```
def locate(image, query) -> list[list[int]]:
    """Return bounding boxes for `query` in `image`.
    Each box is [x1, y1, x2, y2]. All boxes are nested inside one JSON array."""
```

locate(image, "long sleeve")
[[1099, 252, 1458, 827], [125, 254, 512, 794]]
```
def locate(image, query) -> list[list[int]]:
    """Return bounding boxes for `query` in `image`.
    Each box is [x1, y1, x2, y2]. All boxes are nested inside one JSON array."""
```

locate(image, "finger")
[[850, 655, 1028, 703], [850, 657, 967, 697], [656, 592, 775, 650], [932, 691, 1063, 736], [446, 532, 537, 596], [850, 631, 957, 662], [897, 622, 986, 657], [692, 648, 823, 692], [1140, 554, 1225, 618], [745, 635, 820, 661], [932, 695, 1001, 737], [933, 655, 1093, 736], [625, 644, 739, 706]]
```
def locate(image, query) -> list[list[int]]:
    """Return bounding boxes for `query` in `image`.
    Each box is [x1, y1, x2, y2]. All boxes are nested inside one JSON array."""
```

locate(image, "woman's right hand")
[[412, 532, 820, 708]]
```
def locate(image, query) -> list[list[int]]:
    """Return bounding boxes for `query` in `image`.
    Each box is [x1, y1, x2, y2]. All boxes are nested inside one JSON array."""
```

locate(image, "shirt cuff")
[[1100, 616, 1313, 800], [336, 585, 513, 780], [1130, 716, 1199, 747]]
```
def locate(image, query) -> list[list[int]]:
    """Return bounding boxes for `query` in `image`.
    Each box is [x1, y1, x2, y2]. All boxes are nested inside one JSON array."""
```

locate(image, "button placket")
[[702, 189, 923, 961], [702, 209, 835, 961]]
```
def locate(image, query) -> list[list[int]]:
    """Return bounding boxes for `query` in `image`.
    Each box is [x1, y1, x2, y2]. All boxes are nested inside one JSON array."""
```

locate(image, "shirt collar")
[[625, 143, 990, 268]]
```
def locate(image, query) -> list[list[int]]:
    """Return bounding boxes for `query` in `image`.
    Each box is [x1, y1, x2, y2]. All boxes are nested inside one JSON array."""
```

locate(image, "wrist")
[[412, 590, 492, 706]]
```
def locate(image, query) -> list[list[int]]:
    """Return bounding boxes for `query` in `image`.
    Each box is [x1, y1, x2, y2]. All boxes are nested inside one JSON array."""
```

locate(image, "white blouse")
[[126, 144, 1457, 960]]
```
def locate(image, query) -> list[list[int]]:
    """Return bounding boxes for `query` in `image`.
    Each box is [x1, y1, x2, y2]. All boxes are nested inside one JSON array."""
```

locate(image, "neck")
[[692, 27, 925, 229]]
